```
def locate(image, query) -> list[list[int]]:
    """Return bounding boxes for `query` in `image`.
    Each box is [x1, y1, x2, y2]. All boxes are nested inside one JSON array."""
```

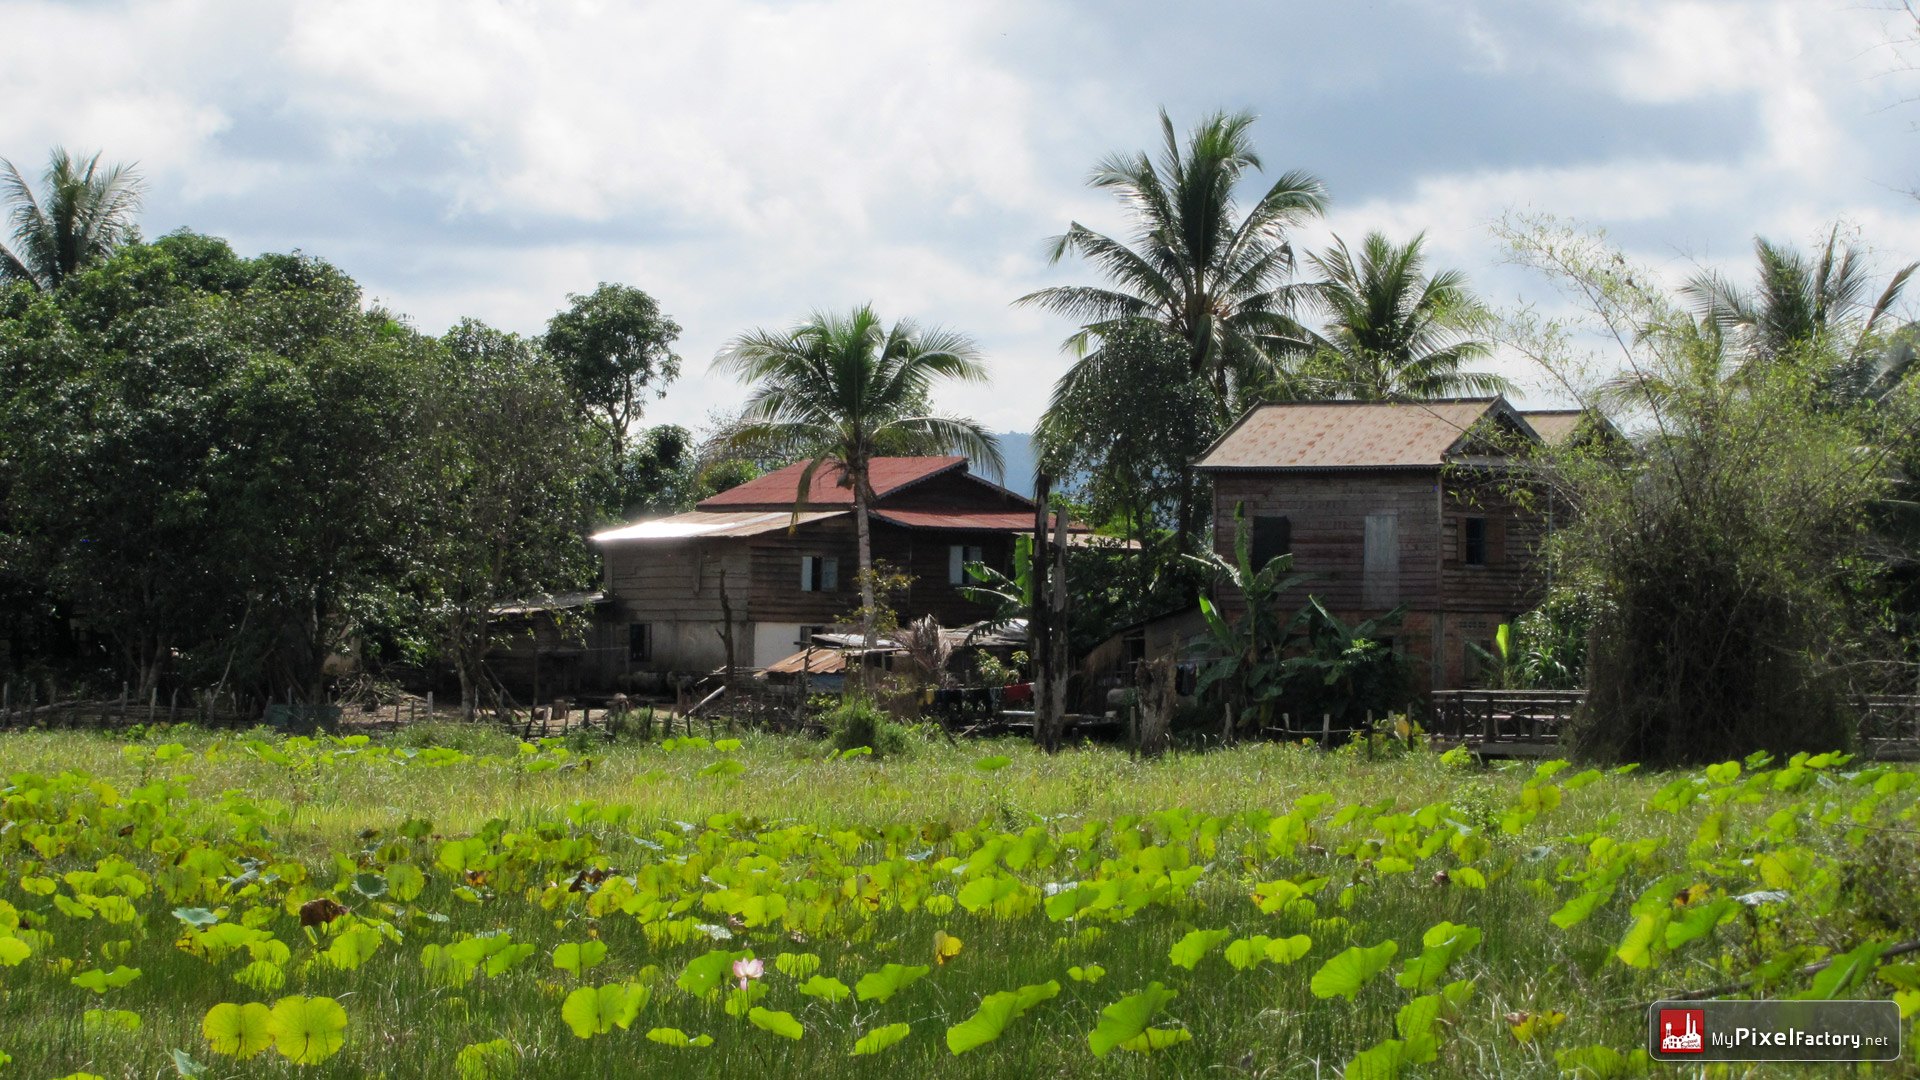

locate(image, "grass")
[[0, 724, 1913, 1079]]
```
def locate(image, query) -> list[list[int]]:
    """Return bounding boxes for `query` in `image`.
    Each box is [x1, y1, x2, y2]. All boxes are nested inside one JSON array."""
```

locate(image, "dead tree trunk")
[[1030, 472, 1053, 752], [1044, 506, 1070, 754], [717, 569, 737, 703], [1137, 657, 1175, 758]]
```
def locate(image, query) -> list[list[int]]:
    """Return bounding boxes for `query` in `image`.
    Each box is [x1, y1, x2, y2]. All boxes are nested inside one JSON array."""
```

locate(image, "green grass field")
[[0, 725, 1915, 1079]]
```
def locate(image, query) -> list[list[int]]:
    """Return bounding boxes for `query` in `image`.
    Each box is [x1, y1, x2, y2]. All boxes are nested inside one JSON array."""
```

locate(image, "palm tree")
[[1299, 231, 1510, 401], [1017, 109, 1327, 412], [1681, 227, 1917, 403], [1019, 109, 1325, 553], [712, 305, 1002, 647], [1, 148, 146, 291]]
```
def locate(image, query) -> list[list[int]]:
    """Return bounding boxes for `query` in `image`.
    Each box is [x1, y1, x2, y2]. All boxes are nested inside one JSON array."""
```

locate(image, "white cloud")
[[3, 0, 1920, 433]]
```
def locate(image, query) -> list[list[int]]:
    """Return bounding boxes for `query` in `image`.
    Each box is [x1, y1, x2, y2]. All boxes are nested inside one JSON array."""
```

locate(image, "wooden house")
[[1193, 397, 1558, 693], [591, 456, 1073, 679]]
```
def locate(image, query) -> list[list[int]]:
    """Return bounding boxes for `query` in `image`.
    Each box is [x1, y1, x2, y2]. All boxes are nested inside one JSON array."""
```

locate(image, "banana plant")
[[1187, 504, 1320, 734], [958, 534, 1033, 643], [1279, 597, 1410, 730]]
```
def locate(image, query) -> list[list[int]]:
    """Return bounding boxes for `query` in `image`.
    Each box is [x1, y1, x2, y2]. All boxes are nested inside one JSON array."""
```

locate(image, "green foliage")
[[560, 982, 648, 1037], [1, 731, 1915, 1078], [0, 232, 597, 708], [0, 233, 441, 697], [854, 963, 929, 1003], [1086, 982, 1186, 1058], [541, 281, 682, 454], [1498, 215, 1912, 765], [849, 1022, 910, 1055], [1035, 324, 1221, 592], [1295, 231, 1506, 401], [1166, 928, 1231, 969], [746, 1007, 803, 1039], [712, 304, 1000, 642], [828, 695, 912, 757], [1190, 506, 1408, 734], [1310, 940, 1399, 1000], [945, 981, 1059, 1054], [1017, 109, 1326, 423], [1, 147, 144, 290]]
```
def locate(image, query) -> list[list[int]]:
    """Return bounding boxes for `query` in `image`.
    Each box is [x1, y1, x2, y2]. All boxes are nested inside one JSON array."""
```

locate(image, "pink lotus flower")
[[733, 957, 764, 990]]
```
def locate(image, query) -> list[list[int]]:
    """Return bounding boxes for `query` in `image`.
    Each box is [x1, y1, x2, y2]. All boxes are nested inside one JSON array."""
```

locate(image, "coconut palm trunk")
[[711, 304, 1003, 664], [852, 463, 878, 650]]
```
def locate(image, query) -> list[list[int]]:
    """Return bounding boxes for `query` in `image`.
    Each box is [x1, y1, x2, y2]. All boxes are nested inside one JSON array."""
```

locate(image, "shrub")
[[383, 722, 518, 756], [827, 695, 914, 757]]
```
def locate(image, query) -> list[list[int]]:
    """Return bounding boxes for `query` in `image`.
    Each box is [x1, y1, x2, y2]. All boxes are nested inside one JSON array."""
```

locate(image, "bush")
[[1499, 216, 1917, 766], [382, 722, 518, 756], [827, 695, 914, 757]]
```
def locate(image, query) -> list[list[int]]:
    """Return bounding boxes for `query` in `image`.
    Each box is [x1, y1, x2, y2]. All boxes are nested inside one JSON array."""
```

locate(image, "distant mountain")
[[988, 432, 1034, 496]]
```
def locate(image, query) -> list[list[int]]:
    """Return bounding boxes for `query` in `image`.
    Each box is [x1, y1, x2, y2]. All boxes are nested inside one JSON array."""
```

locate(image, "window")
[[1363, 513, 1399, 607], [948, 544, 984, 585], [627, 623, 652, 662], [1463, 640, 1493, 681], [1463, 517, 1487, 566], [800, 555, 839, 592], [1250, 515, 1292, 569]]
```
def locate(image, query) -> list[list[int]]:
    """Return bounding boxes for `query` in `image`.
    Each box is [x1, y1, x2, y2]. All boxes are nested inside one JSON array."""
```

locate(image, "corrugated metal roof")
[[1194, 399, 1526, 470], [590, 510, 846, 543], [762, 648, 856, 676], [697, 456, 967, 508], [491, 591, 607, 616], [1520, 410, 1585, 446], [872, 510, 1062, 531]]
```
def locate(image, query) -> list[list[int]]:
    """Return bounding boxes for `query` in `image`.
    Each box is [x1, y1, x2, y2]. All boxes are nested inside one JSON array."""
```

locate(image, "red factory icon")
[[1660, 1009, 1705, 1053]]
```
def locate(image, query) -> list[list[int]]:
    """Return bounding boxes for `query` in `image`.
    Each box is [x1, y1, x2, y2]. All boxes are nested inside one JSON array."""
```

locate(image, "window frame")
[[1249, 514, 1292, 570], [1462, 517, 1488, 567]]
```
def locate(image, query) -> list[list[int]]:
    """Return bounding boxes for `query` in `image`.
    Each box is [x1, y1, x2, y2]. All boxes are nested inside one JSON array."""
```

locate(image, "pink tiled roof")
[[1194, 399, 1531, 470]]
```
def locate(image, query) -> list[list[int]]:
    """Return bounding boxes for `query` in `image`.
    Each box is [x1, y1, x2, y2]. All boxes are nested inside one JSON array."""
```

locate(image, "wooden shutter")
[[1488, 519, 1507, 565], [1363, 514, 1399, 608]]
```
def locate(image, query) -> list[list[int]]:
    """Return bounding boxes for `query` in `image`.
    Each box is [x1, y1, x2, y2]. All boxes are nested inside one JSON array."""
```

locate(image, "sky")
[[5, 0, 1920, 436]]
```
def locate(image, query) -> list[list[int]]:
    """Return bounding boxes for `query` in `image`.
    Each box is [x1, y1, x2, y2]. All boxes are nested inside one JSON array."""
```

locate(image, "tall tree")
[[1299, 231, 1510, 401], [0, 232, 431, 698], [1034, 323, 1218, 618], [542, 282, 682, 461], [1681, 228, 1917, 405], [1, 149, 145, 291], [408, 320, 598, 719], [1018, 109, 1325, 550], [712, 305, 1001, 647], [1497, 214, 1920, 765]]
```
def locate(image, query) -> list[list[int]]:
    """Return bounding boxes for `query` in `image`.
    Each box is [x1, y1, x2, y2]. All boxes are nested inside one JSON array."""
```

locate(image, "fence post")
[[426, 691, 434, 720]]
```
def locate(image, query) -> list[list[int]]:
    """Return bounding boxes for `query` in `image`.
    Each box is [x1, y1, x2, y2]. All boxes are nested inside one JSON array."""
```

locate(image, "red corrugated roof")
[[697, 456, 967, 508]]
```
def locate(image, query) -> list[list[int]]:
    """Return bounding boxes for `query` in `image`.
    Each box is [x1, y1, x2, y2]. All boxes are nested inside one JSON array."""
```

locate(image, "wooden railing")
[[1429, 691, 1585, 747], [1430, 690, 1920, 759]]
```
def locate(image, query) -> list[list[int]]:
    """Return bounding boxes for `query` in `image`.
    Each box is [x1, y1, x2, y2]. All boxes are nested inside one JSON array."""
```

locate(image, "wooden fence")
[[1430, 690, 1920, 759]]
